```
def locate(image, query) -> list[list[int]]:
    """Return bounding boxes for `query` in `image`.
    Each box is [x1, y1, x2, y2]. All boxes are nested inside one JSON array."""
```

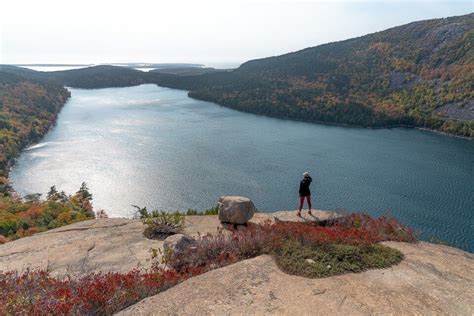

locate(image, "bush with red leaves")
[[270, 213, 416, 247], [166, 214, 416, 270], [0, 267, 208, 315]]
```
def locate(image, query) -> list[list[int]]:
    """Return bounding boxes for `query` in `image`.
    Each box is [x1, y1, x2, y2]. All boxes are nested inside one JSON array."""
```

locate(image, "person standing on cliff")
[[297, 172, 312, 217]]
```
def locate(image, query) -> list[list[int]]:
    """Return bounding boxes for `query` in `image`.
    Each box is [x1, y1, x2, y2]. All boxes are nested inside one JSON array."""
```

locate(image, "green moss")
[[274, 239, 403, 278]]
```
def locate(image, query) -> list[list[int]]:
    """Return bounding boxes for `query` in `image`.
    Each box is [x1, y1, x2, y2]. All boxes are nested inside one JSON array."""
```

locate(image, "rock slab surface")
[[120, 242, 474, 315], [0, 211, 306, 276], [1, 210, 473, 315]]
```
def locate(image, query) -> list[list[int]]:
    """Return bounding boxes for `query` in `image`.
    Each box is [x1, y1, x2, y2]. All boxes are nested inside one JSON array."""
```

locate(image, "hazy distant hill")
[[150, 67, 228, 76], [114, 63, 205, 69], [0, 65, 149, 89], [153, 13, 474, 137], [44, 65, 149, 89]]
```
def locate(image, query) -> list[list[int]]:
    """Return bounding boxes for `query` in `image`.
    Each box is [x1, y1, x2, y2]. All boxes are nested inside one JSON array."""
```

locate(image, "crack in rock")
[[339, 295, 347, 308], [40, 222, 134, 235], [81, 241, 96, 273], [312, 289, 327, 295]]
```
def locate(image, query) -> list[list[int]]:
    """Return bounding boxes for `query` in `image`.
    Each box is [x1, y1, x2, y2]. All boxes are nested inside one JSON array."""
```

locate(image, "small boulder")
[[163, 234, 196, 255], [218, 196, 256, 224]]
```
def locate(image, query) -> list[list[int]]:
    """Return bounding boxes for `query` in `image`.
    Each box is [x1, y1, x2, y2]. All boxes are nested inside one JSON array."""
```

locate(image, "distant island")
[[10, 63, 206, 69], [109, 63, 206, 69], [11, 63, 92, 67]]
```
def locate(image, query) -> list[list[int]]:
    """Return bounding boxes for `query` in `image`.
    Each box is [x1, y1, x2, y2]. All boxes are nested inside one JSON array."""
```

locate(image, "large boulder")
[[163, 234, 196, 255], [218, 196, 256, 224]]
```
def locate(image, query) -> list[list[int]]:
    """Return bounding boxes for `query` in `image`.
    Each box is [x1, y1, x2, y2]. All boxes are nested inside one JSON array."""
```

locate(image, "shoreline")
[[415, 126, 473, 140], [3, 92, 70, 195], [182, 87, 473, 140]]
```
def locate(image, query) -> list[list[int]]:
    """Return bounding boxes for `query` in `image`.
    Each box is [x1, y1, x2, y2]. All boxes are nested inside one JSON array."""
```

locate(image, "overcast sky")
[[1, 0, 472, 67]]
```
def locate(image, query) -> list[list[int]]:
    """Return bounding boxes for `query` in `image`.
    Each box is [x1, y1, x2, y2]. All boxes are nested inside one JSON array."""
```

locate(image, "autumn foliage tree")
[[0, 71, 70, 180], [0, 183, 95, 242]]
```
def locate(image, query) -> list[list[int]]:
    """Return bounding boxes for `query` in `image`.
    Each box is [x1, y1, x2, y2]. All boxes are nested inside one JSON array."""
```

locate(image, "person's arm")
[[308, 176, 312, 185], [299, 181, 303, 194]]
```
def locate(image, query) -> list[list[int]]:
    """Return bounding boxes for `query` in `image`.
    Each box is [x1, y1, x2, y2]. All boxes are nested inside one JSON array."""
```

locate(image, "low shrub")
[[0, 267, 196, 315], [96, 209, 109, 219], [269, 213, 416, 247], [336, 213, 417, 243], [274, 240, 403, 278], [165, 225, 279, 271], [133, 206, 185, 240], [164, 214, 415, 275], [134, 205, 223, 240]]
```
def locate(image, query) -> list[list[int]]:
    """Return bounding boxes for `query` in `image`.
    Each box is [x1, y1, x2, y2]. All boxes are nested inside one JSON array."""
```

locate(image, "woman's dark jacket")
[[299, 176, 312, 196]]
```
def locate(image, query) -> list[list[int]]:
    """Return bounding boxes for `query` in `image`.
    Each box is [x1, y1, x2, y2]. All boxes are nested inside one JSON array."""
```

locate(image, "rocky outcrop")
[[218, 195, 256, 224], [1, 210, 473, 315], [0, 219, 158, 276], [0, 210, 341, 276], [119, 243, 474, 315], [434, 98, 474, 121]]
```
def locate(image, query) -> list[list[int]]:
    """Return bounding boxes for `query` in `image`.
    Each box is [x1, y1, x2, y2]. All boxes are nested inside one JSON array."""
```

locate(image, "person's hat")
[[303, 171, 309, 177]]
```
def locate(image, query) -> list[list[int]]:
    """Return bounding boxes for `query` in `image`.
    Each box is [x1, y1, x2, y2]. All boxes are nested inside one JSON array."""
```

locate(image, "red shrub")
[[166, 214, 415, 271], [165, 222, 286, 271], [0, 268, 184, 315], [335, 213, 417, 243], [265, 213, 416, 247]]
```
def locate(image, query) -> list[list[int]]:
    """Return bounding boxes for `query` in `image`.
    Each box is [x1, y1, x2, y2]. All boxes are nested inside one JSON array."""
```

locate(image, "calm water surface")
[[10, 85, 474, 251]]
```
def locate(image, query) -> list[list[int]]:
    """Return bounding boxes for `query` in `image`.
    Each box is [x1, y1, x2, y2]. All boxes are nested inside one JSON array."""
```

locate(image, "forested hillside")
[[0, 71, 70, 180], [0, 65, 144, 183], [152, 13, 474, 137], [45, 65, 148, 89], [0, 65, 148, 89], [1, 14, 472, 138]]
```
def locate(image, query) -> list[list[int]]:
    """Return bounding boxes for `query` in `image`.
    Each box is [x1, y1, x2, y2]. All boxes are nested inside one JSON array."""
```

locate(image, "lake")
[[9, 84, 473, 251]]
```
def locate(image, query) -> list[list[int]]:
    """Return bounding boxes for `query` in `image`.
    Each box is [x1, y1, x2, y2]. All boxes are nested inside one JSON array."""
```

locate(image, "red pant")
[[299, 195, 312, 211]]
